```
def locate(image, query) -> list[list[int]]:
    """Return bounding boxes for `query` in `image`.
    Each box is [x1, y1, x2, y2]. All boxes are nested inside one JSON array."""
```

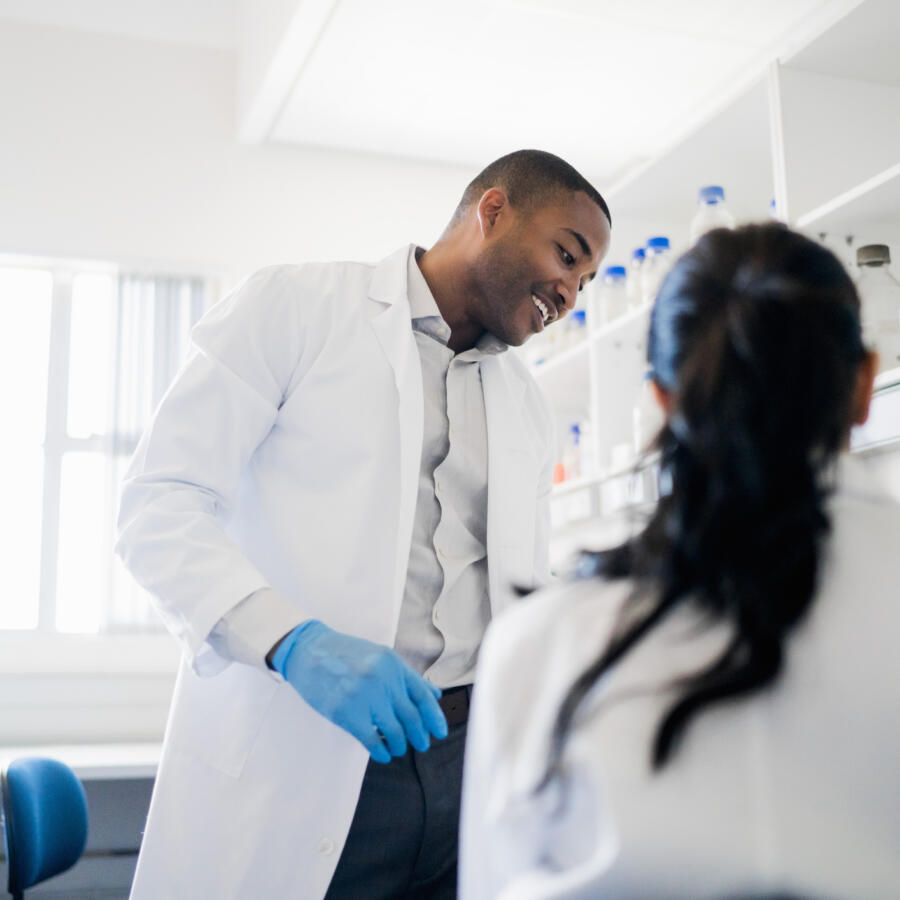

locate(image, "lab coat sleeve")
[[207, 587, 304, 670], [115, 266, 312, 676]]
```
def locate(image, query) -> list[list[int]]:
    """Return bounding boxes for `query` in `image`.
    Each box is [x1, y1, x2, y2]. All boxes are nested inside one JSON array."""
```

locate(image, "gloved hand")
[[271, 620, 448, 763]]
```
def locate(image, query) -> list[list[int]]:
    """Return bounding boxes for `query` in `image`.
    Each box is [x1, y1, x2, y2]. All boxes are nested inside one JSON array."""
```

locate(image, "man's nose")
[[557, 279, 579, 312]]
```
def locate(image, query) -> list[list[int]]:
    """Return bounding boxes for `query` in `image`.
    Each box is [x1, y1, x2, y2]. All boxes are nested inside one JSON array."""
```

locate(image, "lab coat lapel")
[[482, 356, 537, 613], [367, 247, 424, 612]]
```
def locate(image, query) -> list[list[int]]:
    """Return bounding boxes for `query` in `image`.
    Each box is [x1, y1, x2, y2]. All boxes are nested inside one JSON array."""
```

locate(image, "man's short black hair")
[[453, 149, 611, 227]]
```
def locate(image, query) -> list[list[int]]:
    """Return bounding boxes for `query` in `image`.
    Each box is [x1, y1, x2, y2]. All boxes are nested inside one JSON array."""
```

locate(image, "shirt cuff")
[[207, 588, 303, 671]]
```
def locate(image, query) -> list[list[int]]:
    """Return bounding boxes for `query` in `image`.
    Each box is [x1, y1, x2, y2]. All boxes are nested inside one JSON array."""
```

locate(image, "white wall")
[[0, 18, 475, 747], [0, 18, 473, 290]]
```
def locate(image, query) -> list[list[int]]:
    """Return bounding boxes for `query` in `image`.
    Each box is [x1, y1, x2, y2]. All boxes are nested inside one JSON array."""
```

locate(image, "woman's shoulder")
[[483, 575, 632, 677], [475, 576, 633, 767]]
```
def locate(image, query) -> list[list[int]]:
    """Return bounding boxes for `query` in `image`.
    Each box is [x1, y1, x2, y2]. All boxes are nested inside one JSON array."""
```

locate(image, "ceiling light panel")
[[270, 0, 835, 180]]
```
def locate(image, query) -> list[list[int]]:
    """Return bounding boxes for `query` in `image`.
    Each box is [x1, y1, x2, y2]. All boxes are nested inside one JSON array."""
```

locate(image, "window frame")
[[1, 252, 219, 640]]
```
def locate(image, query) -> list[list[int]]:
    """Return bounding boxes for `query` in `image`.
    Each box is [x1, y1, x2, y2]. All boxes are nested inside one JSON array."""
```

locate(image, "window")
[[1, 259, 209, 634]]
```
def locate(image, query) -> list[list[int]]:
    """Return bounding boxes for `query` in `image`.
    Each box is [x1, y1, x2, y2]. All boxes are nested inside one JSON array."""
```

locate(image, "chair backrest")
[[1, 757, 88, 898]]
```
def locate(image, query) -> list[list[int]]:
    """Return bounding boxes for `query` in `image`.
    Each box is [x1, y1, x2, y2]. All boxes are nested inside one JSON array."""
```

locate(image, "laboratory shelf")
[[590, 303, 651, 343], [874, 365, 900, 392], [542, 0, 900, 544], [532, 335, 589, 377], [796, 161, 900, 232], [552, 474, 601, 498]]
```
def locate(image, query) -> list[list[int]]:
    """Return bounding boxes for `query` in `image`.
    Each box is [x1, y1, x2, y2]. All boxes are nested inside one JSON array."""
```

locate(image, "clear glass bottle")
[[856, 243, 900, 374], [627, 247, 645, 308], [689, 185, 735, 245], [602, 265, 628, 324], [562, 423, 581, 480], [640, 237, 672, 307], [565, 308, 587, 349]]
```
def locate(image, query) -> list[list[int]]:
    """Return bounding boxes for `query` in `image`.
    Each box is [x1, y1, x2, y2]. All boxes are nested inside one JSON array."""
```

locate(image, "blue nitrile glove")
[[271, 620, 448, 764]]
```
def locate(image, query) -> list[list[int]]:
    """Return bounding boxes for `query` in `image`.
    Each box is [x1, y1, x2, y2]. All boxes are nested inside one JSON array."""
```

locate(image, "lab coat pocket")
[[167, 660, 281, 779]]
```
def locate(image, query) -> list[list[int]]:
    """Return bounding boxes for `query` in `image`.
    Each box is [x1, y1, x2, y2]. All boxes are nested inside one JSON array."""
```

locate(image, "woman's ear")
[[851, 350, 879, 426], [650, 379, 675, 418]]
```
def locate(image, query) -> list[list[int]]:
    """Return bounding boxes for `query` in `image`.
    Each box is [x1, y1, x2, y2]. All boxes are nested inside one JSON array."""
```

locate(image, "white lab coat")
[[460, 456, 900, 899], [116, 246, 554, 899]]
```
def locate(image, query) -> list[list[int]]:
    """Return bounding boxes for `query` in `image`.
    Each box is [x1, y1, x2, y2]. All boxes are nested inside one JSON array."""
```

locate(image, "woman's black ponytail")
[[541, 223, 868, 786]]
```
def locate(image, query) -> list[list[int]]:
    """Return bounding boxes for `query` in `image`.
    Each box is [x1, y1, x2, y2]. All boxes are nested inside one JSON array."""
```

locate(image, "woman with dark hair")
[[459, 223, 898, 899]]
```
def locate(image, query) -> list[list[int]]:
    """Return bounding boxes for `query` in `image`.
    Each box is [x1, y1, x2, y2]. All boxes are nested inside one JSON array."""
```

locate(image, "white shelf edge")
[[794, 160, 900, 229], [531, 336, 589, 377], [552, 453, 660, 499], [551, 474, 601, 497], [591, 304, 651, 341], [874, 365, 900, 391], [530, 305, 651, 379]]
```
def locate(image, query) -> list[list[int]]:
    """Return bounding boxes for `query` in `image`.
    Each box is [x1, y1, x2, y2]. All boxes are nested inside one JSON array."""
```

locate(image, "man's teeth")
[[532, 294, 550, 323]]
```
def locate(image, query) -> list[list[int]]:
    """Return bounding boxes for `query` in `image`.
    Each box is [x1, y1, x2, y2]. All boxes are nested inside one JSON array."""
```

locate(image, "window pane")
[[0, 267, 52, 629], [0, 448, 44, 629], [108, 454, 159, 632], [68, 273, 115, 439], [56, 452, 106, 633]]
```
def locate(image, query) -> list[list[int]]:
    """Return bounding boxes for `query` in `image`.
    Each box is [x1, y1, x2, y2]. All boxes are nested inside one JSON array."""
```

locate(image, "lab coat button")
[[317, 838, 335, 856]]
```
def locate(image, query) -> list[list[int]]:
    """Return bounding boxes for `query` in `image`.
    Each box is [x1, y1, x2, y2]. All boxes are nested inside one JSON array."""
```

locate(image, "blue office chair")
[[1, 758, 88, 900]]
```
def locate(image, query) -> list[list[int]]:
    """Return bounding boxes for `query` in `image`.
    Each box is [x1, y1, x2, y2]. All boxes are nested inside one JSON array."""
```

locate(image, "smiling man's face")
[[469, 189, 611, 347]]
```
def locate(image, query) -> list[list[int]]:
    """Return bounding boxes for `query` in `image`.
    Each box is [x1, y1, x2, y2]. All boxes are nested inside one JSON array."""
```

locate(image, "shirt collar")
[[406, 245, 507, 357]]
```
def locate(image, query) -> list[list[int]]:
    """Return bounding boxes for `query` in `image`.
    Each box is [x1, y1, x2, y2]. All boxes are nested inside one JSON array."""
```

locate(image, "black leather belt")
[[437, 684, 472, 727]]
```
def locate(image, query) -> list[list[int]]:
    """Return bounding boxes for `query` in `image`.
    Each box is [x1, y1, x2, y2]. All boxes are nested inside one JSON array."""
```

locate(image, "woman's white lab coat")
[[460, 456, 900, 899], [115, 246, 554, 899]]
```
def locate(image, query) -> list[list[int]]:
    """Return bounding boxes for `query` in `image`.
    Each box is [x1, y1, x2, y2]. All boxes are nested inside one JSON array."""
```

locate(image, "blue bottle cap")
[[647, 236, 670, 251], [571, 309, 587, 324], [603, 265, 627, 280], [698, 185, 725, 204], [631, 247, 646, 261]]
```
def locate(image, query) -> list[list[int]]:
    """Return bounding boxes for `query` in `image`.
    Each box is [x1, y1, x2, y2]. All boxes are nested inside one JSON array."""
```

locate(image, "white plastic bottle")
[[856, 243, 900, 373], [562, 423, 581, 480], [565, 308, 587, 349], [579, 419, 598, 479], [596, 265, 628, 326], [640, 237, 672, 307], [627, 247, 645, 308], [689, 185, 735, 245]]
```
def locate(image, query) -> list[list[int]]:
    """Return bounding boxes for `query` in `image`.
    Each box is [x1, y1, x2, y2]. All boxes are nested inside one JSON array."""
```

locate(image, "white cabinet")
[[534, 0, 900, 555]]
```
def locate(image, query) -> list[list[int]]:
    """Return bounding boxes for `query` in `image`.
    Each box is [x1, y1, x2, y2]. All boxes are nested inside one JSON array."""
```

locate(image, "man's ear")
[[852, 350, 879, 426], [475, 188, 509, 237]]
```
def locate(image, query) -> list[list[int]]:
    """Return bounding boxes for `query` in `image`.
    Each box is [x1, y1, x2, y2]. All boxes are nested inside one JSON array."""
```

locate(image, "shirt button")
[[434, 610, 441, 622], [317, 838, 335, 856], [437, 546, 446, 558]]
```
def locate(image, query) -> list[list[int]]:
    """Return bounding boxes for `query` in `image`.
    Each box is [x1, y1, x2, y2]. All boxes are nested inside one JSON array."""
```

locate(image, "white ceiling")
[[0, 0, 237, 49], [0, 0, 862, 184]]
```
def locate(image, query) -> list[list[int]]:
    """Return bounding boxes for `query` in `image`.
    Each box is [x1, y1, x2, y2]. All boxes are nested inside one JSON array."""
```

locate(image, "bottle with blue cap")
[[640, 236, 673, 307], [590, 264, 628, 328], [690, 185, 735, 245], [628, 247, 645, 307], [565, 307, 588, 349]]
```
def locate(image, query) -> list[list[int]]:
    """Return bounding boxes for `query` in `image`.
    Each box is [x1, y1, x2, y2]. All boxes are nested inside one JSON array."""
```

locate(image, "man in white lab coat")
[[116, 149, 611, 899]]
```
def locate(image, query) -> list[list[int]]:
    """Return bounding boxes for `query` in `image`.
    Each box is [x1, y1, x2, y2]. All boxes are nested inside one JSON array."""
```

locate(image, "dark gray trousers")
[[324, 719, 467, 900]]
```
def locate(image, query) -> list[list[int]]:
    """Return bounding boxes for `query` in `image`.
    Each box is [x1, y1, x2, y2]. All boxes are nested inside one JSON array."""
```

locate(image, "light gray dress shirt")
[[396, 246, 506, 687], [210, 246, 506, 688]]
